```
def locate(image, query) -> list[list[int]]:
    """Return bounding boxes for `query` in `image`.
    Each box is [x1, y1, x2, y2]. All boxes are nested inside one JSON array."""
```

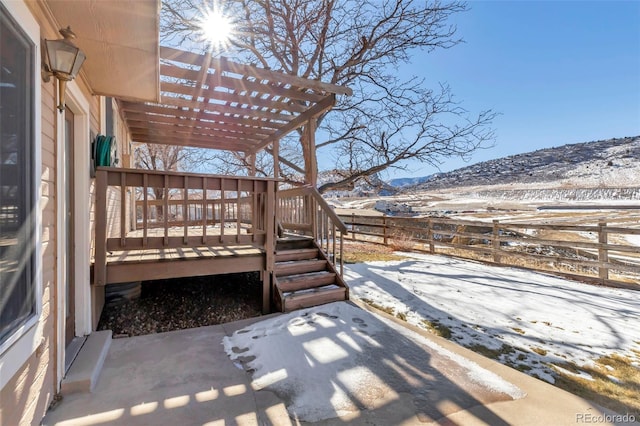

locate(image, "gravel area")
[[97, 272, 263, 337]]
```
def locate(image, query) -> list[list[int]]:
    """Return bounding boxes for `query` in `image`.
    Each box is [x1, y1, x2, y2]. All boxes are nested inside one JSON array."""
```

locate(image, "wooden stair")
[[273, 237, 348, 312]]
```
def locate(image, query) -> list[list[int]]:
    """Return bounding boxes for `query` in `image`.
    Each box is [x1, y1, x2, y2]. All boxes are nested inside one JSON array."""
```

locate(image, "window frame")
[[0, 0, 43, 390]]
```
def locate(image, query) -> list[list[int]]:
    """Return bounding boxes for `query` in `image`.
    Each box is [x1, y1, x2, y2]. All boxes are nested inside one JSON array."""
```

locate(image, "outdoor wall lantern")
[[42, 26, 86, 112]]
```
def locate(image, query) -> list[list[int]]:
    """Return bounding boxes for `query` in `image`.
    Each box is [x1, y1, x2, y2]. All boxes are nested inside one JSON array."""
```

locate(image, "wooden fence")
[[340, 213, 640, 290]]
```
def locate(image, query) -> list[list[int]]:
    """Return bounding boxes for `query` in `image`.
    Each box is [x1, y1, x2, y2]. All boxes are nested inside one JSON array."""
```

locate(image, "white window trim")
[[0, 0, 43, 390]]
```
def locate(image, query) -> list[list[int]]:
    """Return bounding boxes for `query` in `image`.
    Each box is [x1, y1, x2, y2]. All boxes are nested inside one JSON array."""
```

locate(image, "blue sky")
[[377, 0, 640, 179]]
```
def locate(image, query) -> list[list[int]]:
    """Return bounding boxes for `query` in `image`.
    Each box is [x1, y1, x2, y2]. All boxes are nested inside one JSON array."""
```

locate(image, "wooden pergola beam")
[[161, 46, 353, 96], [161, 81, 309, 114], [125, 114, 272, 141], [161, 64, 324, 104], [251, 94, 336, 154], [120, 102, 282, 132], [121, 46, 350, 155], [130, 133, 252, 152]]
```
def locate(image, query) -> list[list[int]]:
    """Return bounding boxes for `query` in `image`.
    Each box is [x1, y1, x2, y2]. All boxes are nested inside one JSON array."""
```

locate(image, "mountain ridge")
[[394, 136, 640, 192]]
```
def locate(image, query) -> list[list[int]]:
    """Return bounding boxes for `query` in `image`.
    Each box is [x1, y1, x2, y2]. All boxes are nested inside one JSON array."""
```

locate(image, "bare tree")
[[133, 143, 217, 217], [162, 0, 497, 192]]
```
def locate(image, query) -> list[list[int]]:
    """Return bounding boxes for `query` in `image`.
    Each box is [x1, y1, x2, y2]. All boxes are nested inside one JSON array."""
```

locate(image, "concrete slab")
[[61, 331, 111, 394], [43, 304, 636, 426], [44, 320, 288, 426]]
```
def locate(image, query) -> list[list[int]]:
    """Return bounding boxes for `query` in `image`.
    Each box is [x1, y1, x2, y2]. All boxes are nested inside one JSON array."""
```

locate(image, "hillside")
[[410, 136, 640, 191]]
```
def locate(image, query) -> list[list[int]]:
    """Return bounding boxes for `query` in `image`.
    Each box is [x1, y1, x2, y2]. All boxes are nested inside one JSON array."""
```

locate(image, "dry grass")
[[421, 319, 453, 339], [551, 354, 640, 417], [388, 231, 416, 252], [341, 240, 405, 263], [359, 298, 395, 315], [464, 343, 516, 360], [531, 347, 548, 356]]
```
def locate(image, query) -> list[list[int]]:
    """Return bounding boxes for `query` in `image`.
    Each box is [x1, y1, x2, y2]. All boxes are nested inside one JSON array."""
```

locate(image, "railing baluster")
[[236, 179, 242, 243], [120, 171, 127, 247], [332, 223, 337, 264], [202, 177, 208, 245], [163, 174, 169, 246], [143, 173, 148, 247], [220, 178, 225, 244], [183, 175, 188, 245], [325, 210, 330, 254], [252, 180, 258, 242], [339, 232, 344, 276]]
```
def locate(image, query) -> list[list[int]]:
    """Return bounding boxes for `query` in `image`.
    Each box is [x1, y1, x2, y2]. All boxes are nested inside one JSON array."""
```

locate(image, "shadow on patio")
[[43, 301, 612, 425]]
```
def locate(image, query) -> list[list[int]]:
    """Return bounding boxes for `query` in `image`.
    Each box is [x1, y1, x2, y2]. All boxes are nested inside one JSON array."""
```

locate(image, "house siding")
[[0, 31, 58, 424], [0, 1, 134, 423]]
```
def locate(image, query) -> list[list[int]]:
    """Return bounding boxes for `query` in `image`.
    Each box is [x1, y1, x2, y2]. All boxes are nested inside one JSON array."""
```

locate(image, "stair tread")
[[283, 284, 341, 297], [277, 270, 335, 282], [275, 248, 319, 262], [275, 259, 328, 276], [276, 237, 315, 251], [282, 287, 347, 312], [276, 271, 338, 292], [276, 247, 318, 254]]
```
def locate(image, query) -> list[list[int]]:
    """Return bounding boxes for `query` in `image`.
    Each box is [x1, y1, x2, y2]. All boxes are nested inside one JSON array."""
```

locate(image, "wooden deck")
[[103, 243, 264, 284], [93, 169, 349, 314], [94, 168, 276, 312]]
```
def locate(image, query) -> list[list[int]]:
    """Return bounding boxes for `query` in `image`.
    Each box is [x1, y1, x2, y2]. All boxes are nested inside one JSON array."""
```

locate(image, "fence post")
[[427, 218, 434, 254], [351, 213, 356, 241], [382, 215, 388, 245], [492, 220, 501, 264], [598, 221, 609, 282]]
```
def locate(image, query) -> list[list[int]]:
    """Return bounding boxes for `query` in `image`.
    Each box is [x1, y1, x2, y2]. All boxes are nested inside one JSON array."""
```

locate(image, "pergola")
[[119, 46, 352, 183]]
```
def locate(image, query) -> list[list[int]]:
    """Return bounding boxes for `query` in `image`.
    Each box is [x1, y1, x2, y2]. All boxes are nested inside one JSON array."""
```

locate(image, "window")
[[0, 2, 36, 345]]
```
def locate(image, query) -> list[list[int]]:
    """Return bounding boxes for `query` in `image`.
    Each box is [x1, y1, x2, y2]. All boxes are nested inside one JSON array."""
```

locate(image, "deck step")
[[272, 239, 348, 312], [276, 237, 315, 251], [283, 287, 347, 312], [275, 248, 319, 263], [277, 271, 337, 292], [61, 330, 112, 395], [275, 259, 327, 276]]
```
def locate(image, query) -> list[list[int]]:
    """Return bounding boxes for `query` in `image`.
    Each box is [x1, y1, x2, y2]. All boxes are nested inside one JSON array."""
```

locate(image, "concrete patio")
[[43, 301, 627, 426]]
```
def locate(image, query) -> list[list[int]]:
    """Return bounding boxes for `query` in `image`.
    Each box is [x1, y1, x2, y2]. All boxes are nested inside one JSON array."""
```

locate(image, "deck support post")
[[95, 169, 108, 286], [598, 221, 609, 282], [272, 139, 280, 180], [263, 180, 276, 313]]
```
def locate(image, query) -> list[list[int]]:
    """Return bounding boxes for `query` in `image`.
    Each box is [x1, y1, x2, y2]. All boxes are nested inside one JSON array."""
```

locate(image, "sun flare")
[[197, 5, 234, 50]]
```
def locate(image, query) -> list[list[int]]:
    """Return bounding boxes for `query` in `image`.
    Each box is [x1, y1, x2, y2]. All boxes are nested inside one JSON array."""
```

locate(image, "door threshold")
[[65, 336, 87, 373]]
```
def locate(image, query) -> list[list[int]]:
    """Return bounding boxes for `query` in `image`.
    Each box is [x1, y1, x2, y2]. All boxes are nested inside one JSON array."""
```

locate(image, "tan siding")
[[1, 343, 54, 426], [1, 76, 57, 426], [0, 3, 64, 422], [90, 96, 101, 134], [3, 3, 142, 424]]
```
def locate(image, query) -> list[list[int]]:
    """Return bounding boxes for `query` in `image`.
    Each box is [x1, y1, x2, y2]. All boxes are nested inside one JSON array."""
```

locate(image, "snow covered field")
[[344, 252, 640, 384]]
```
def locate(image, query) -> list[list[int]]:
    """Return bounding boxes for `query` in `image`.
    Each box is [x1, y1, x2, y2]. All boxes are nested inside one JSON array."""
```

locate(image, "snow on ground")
[[344, 252, 640, 384], [223, 302, 525, 422]]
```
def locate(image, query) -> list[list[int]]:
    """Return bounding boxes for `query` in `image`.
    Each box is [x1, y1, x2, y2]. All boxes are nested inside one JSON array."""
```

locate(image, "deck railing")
[[94, 167, 276, 286], [277, 185, 346, 275]]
